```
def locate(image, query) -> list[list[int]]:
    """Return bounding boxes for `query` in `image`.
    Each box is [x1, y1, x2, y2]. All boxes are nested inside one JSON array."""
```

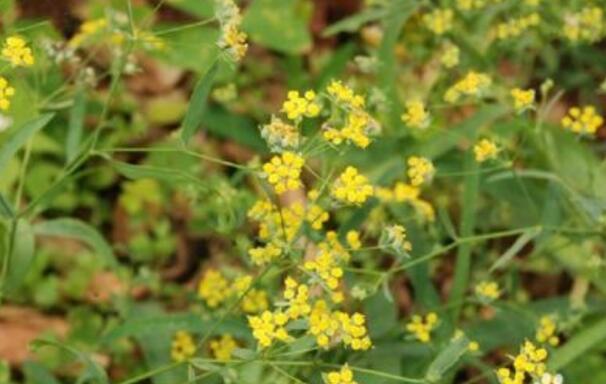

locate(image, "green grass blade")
[[180, 61, 218, 145]]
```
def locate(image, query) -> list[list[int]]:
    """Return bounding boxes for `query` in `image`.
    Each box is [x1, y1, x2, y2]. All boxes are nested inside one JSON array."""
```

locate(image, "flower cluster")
[[406, 312, 439, 343], [473, 139, 499, 163], [496, 341, 548, 384], [282, 90, 321, 120], [561, 105, 603, 135], [324, 111, 374, 149], [423, 8, 454, 35], [309, 300, 372, 350], [562, 7, 604, 43], [327, 80, 365, 108], [171, 331, 196, 362], [69, 18, 108, 47], [2, 36, 34, 67], [475, 280, 500, 302], [262, 151, 305, 194], [441, 42, 459, 68], [0, 77, 15, 111], [325, 365, 357, 384], [197, 269, 268, 313], [209, 334, 237, 361], [406, 156, 435, 186], [535, 316, 559, 346], [331, 166, 374, 205], [260, 116, 300, 152], [401, 101, 430, 129], [215, 0, 248, 61], [248, 311, 291, 348], [493, 13, 540, 40], [511, 88, 535, 113], [376, 182, 435, 222], [444, 71, 492, 103]]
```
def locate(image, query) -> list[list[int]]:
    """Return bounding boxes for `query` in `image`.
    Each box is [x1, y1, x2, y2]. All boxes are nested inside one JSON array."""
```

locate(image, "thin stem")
[[118, 361, 185, 384]]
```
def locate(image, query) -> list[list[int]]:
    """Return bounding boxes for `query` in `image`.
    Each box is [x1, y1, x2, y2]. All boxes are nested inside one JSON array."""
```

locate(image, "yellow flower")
[[283, 277, 312, 319], [331, 166, 374, 205], [241, 288, 269, 314], [261, 116, 300, 152], [327, 80, 365, 108], [171, 331, 196, 362], [307, 204, 330, 230], [346, 230, 362, 250], [563, 7, 604, 43], [216, 0, 248, 61], [441, 42, 459, 68], [473, 139, 499, 163], [407, 156, 435, 186], [511, 88, 535, 112], [324, 111, 376, 149], [561, 105, 603, 135], [0, 77, 15, 110], [198, 269, 231, 308], [384, 224, 412, 253], [423, 8, 454, 35], [69, 18, 108, 47], [325, 365, 357, 384], [494, 13, 540, 40], [248, 242, 282, 265], [210, 334, 237, 361], [262, 151, 305, 194], [309, 300, 372, 351], [401, 101, 430, 129], [475, 280, 500, 301], [453, 329, 480, 352], [497, 340, 548, 384], [406, 312, 439, 343], [535, 316, 559, 346], [2, 36, 34, 67], [282, 90, 321, 120], [444, 71, 491, 103], [248, 310, 291, 348]]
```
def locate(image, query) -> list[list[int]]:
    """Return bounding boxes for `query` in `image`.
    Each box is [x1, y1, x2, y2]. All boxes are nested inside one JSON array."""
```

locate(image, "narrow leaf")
[[32, 218, 116, 268], [490, 227, 541, 272], [5, 220, 34, 293], [0, 114, 54, 174], [549, 317, 606, 370], [66, 87, 87, 163], [425, 335, 470, 383], [323, 7, 387, 36], [180, 62, 218, 145], [0, 192, 14, 218]]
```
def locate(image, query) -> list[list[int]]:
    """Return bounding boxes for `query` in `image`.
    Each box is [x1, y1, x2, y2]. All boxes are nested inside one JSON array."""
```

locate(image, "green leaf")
[[242, 0, 312, 54], [425, 336, 470, 383], [323, 7, 387, 36], [32, 218, 116, 268], [0, 192, 14, 219], [5, 220, 34, 294], [180, 62, 218, 145], [22, 361, 61, 384], [30, 339, 109, 384], [111, 161, 206, 188], [549, 317, 606, 371], [489, 227, 541, 272], [66, 88, 86, 163], [0, 114, 54, 175]]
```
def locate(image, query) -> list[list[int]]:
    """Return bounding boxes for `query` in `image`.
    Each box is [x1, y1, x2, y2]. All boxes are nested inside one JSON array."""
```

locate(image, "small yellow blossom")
[[441, 42, 459, 68], [307, 204, 330, 230], [561, 105, 603, 135], [2, 36, 34, 67], [241, 288, 269, 314], [423, 8, 454, 35], [475, 280, 500, 301], [327, 80, 365, 108], [262, 151, 305, 194], [210, 334, 237, 361], [261, 116, 300, 152], [563, 7, 604, 43], [407, 312, 439, 343], [282, 90, 321, 120], [453, 329, 480, 352], [497, 340, 549, 384], [216, 0, 248, 61], [401, 101, 430, 129], [473, 139, 499, 163], [325, 365, 357, 384], [283, 277, 312, 319], [494, 13, 540, 40], [69, 18, 108, 47], [198, 269, 231, 308], [309, 300, 372, 350], [444, 71, 492, 103], [248, 310, 291, 348], [323, 111, 376, 149], [407, 156, 435, 186], [171, 331, 196, 362], [331, 166, 374, 205], [346, 230, 362, 250], [248, 242, 282, 265], [383, 224, 412, 254], [511, 88, 535, 112], [0, 77, 15, 110], [535, 316, 559, 346]]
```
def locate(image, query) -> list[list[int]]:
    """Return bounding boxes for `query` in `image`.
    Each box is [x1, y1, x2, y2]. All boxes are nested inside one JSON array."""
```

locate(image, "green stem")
[[118, 361, 185, 384]]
